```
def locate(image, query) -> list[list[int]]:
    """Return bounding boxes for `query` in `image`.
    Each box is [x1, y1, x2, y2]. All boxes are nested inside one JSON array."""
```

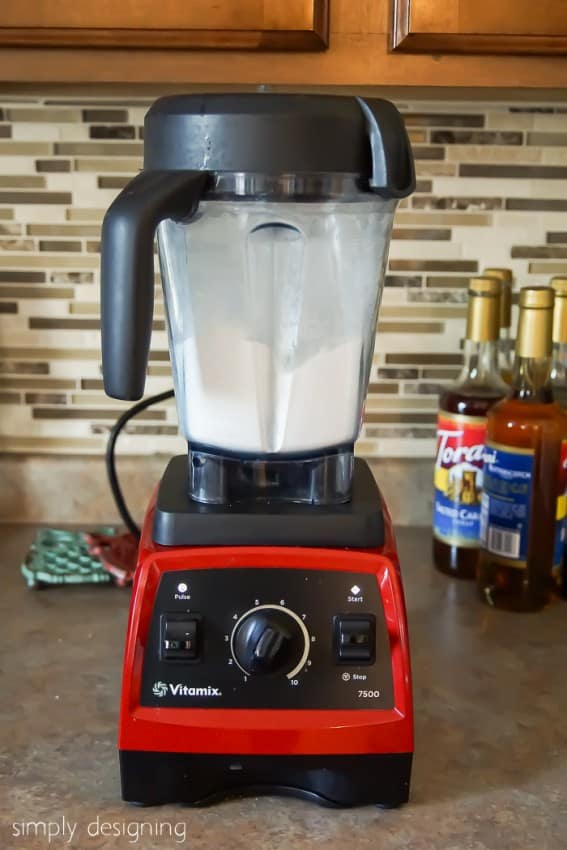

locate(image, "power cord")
[[105, 389, 174, 538]]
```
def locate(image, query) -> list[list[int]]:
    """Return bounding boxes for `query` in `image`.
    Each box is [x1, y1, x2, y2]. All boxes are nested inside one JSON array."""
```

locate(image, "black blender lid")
[[143, 93, 415, 199]]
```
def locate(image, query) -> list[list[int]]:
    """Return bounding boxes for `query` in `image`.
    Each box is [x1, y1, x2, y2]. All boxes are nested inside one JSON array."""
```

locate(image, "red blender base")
[[118, 469, 413, 808]]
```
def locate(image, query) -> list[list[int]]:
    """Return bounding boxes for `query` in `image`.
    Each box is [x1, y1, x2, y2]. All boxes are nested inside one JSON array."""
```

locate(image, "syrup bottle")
[[550, 277, 567, 594], [478, 287, 567, 611], [550, 277, 567, 408], [484, 267, 514, 383], [433, 276, 508, 579]]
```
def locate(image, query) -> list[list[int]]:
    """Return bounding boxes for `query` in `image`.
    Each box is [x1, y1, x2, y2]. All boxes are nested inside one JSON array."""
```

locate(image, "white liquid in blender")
[[175, 334, 362, 454]]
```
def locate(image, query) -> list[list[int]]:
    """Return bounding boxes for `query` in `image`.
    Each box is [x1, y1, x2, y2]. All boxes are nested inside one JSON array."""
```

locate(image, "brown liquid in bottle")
[[478, 286, 567, 611], [433, 384, 506, 579], [477, 388, 563, 611]]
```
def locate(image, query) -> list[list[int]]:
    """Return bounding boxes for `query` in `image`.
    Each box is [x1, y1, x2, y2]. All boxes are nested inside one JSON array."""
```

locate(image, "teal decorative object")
[[21, 528, 117, 588]]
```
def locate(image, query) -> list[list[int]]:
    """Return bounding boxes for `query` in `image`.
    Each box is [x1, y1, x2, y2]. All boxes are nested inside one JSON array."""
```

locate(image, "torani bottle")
[[484, 267, 514, 383], [478, 287, 567, 611], [550, 277, 567, 594], [433, 276, 508, 579], [550, 277, 567, 408]]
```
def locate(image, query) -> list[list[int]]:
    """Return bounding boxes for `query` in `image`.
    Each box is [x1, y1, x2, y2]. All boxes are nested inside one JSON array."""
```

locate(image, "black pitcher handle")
[[100, 170, 207, 400]]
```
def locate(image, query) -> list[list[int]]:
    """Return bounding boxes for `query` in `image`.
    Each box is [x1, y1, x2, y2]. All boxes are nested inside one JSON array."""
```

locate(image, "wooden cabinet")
[[1, 0, 567, 86], [392, 0, 567, 54], [0, 0, 328, 50]]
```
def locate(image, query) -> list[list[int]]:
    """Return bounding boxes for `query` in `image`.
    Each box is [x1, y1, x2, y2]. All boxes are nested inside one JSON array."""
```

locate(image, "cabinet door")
[[0, 0, 328, 50], [392, 0, 567, 54]]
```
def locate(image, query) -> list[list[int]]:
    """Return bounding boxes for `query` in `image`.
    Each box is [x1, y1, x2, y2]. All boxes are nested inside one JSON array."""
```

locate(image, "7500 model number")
[[358, 689, 381, 698]]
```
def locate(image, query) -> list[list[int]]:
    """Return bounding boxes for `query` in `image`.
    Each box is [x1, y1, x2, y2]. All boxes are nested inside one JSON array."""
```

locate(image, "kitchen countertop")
[[1, 525, 566, 850]]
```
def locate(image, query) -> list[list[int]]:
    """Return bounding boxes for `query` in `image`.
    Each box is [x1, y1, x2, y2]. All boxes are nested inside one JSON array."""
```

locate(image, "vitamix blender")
[[100, 94, 415, 807]]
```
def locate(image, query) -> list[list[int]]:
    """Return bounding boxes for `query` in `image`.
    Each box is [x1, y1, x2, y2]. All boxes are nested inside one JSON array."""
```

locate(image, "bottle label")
[[433, 412, 487, 547], [553, 439, 567, 572], [480, 441, 535, 567]]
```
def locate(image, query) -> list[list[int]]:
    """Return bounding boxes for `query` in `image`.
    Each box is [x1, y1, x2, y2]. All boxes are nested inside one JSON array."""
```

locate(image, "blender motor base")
[[119, 751, 412, 808], [153, 456, 385, 548]]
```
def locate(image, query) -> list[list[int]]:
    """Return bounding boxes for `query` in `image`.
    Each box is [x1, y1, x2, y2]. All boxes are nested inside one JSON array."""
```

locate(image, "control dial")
[[231, 605, 309, 678]]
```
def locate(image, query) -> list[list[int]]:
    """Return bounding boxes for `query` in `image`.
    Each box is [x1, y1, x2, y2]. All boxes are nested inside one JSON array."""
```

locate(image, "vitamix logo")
[[152, 681, 222, 698]]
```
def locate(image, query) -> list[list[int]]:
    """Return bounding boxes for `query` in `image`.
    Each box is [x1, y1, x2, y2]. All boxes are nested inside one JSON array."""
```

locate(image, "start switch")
[[334, 614, 376, 664]]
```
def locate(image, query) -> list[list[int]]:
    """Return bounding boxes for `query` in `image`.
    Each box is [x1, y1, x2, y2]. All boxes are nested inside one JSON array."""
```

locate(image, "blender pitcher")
[[101, 95, 414, 505]]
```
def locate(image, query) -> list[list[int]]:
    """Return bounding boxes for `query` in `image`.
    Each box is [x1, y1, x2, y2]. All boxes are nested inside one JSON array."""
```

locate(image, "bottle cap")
[[483, 268, 513, 284], [466, 276, 501, 342], [484, 267, 513, 329], [516, 286, 553, 358], [551, 276, 567, 296], [469, 276, 502, 295], [518, 286, 554, 309], [551, 278, 567, 344]]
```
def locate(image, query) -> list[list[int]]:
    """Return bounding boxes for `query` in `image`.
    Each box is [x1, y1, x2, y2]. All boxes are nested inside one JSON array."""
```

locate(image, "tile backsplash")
[[0, 93, 566, 459]]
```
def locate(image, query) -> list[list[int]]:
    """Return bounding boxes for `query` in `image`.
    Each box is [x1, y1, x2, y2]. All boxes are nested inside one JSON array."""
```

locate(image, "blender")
[[100, 93, 415, 806]]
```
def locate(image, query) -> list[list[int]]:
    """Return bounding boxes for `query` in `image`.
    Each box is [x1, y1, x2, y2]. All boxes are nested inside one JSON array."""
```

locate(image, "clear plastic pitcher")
[[158, 177, 395, 458]]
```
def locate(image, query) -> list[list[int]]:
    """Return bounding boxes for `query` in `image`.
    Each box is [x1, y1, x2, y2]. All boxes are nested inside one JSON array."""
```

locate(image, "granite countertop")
[[1, 525, 566, 850]]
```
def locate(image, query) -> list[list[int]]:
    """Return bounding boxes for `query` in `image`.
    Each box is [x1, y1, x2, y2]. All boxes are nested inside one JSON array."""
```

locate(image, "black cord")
[[106, 389, 175, 538]]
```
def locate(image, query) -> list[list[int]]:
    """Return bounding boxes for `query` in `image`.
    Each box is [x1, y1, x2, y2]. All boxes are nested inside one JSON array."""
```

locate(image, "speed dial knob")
[[231, 605, 309, 677]]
